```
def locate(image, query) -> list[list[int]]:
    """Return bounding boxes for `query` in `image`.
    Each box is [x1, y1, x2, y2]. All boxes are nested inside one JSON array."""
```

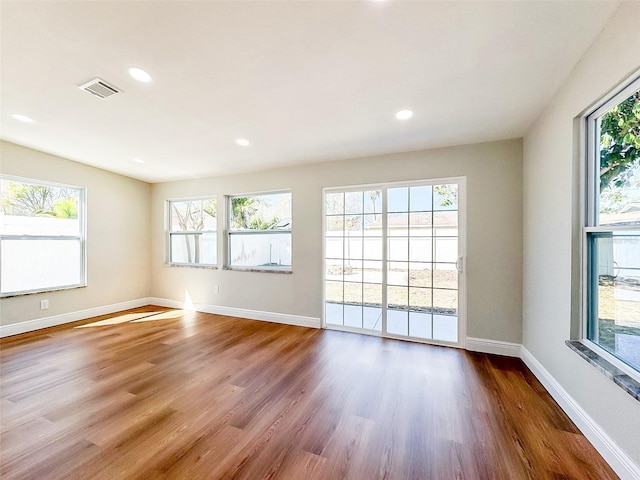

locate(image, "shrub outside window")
[[227, 191, 291, 270], [584, 74, 640, 374], [168, 198, 217, 266], [0, 176, 86, 296]]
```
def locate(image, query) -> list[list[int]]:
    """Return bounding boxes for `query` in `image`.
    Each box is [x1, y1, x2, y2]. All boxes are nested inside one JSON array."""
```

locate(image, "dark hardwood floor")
[[0, 306, 618, 479]]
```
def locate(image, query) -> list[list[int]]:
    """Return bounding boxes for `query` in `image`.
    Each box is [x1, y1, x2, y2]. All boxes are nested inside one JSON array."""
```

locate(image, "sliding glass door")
[[323, 178, 465, 346]]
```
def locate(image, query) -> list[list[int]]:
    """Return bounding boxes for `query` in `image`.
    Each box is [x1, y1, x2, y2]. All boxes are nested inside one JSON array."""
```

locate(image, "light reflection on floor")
[[76, 310, 189, 328]]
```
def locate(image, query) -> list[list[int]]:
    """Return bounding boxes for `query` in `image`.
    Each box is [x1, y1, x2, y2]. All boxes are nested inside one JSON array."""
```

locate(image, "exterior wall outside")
[[151, 139, 523, 344], [0, 141, 152, 325], [522, 2, 640, 465]]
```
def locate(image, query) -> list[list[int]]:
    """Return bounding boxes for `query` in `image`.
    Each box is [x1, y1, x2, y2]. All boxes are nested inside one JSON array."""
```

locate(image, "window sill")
[[223, 266, 292, 274], [566, 340, 640, 402], [165, 263, 218, 270], [0, 284, 87, 299]]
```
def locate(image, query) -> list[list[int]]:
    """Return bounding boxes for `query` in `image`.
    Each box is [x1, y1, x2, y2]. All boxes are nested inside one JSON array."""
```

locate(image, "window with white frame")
[[584, 73, 640, 374], [168, 197, 217, 266], [0, 176, 86, 296], [227, 191, 291, 270]]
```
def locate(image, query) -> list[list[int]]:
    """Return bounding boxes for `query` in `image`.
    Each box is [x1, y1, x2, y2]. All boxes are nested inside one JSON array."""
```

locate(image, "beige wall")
[[0, 141, 151, 325], [523, 2, 640, 465], [151, 139, 523, 343]]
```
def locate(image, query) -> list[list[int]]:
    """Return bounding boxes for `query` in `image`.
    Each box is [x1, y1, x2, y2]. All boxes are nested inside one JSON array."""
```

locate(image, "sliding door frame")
[[322, 176, 467, 349]]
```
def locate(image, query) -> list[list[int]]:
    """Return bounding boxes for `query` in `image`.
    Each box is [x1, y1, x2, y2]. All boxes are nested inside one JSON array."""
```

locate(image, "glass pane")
[[344, 305, 363, 328], [170, 233, 216, 265], [409, 287, 432, 310], [345, 215, 363, 234], [433, 289, 457, 316], [409, 213, 432, 236], [363, 214, 382, 235], [1, 239, 81, 294], [363, 283, 382, 307], [388, 187, 409, 212], [362, 237, 382, 260], [169, 199, 216, 232], [387, 309, 408, 336], [345, 236, 363, 261], [326, 192, 344, 215], [410, 186, 432, 212], [388, 237, 408, 261], [387, 262, 409, 286], [325, 302, 343, 326], [409, 237, 432, 262], [598, 88, 640, 226], [388, 213, 409, 236], [364, 190, 382, 215], [409, 262, 432, 288], [326, 237, 344, 260], [433, 211, 457, 235], [433, 315, 458, 342], [364, 306, 383, 331], [344, 283, 362, 304], [362, 262, 383, 284], [387, 285, 408, 309], [434, 263, 458, 290], [325, 259, 344, 281], [229, 233, 291, 267], [326, 216, 344, 236], [343, 260, 363, 283], [325, 281, 343, 304], [345, 191, 364, 214], [230, 192, 291, 231], [409, 312, 432, 339], [1, 179, 82, 236], [435, 237, 458, 263], [433, 184, 458, 211], [589, 232, 640, 371]]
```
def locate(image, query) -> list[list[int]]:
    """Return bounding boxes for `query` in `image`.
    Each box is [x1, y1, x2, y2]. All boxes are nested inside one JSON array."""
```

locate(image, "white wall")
[[523, 1, 640, 467], [151, 139, 523, 343], [0, 141, 151, 325]]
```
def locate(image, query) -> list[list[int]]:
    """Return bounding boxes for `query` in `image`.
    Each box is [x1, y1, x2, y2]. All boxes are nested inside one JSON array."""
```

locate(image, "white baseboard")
[[147, 297, 321, 329], [521, 347, 640, 480], [465, 336, 522, 357], [0, 298, 153, 338]]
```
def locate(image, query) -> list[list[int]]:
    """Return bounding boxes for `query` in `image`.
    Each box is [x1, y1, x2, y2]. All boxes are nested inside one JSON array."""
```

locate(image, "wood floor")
[[1, 307, 618, 480]]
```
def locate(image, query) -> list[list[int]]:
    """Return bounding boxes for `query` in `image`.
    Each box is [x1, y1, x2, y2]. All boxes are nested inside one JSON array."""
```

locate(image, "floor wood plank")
[[0, 306, 619, 479]]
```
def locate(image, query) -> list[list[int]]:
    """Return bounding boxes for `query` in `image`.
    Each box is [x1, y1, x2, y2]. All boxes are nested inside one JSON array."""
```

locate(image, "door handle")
[[456, 257, 463, 273]]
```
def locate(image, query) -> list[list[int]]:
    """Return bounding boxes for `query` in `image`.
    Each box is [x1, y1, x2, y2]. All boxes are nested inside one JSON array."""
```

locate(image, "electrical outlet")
[[213, 285, 220, 294], [40, 299, 49, 310]]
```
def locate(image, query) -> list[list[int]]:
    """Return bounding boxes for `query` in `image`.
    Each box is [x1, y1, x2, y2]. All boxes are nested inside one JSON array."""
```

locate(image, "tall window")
[[227, 191, 292, 270], [168, 197, 217, 266], [0, 176, 85, 296], [585, 74, 640, 374]]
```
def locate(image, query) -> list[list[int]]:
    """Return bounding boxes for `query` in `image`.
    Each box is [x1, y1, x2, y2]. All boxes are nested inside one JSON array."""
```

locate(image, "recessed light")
[[11, 113, 34, 123], [132, 158, 145, 164], [128, 67, 152, 83], [395, 109, 414, 120], [236, 138, 251, 147]]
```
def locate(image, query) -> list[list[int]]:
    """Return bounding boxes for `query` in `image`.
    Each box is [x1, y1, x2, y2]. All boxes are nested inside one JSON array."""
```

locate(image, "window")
[[227, 191, 292, 270], [0, 176, 86, 296], [168, 197, 217, 266], [584, 73, 640, 374]]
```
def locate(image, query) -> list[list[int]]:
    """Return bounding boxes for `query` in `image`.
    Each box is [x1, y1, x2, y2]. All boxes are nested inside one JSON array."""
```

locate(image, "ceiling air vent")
[[78, 78, 121, 99]]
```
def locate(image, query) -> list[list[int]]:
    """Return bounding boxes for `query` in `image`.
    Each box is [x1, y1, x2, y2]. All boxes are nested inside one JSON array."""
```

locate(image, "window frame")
[[581, 70, 640, 381], [225, 190, 292, 272], [166, 196, 218, 268], [0, 174, 87, 297]]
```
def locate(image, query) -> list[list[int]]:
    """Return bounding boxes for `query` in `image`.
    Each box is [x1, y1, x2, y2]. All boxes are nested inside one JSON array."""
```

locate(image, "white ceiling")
[[0, 1, 619, 183]]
